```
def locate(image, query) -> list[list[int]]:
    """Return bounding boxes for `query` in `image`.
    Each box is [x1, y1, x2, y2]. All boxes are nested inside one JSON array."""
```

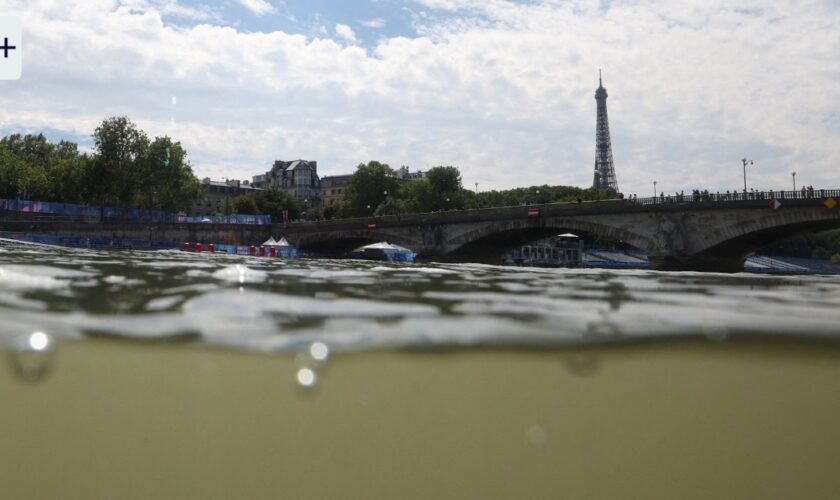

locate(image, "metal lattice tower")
[[592, 70, 619, 194]]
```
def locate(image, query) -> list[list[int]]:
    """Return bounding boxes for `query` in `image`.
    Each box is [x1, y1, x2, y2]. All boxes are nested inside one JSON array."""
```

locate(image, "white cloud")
[[0, 0, 838, 197], [335, 23, 357, 43], [237, 0, 275, 17], [360, 18, 386, 29]]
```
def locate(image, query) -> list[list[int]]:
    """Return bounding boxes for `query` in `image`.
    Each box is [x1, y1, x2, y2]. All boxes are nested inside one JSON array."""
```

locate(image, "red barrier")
[[249, 245, 256, 256], [182, 242, 190, 252], [259, 246, 266, 257], [195, 242, 202, 253], [208, 243, 215, 253], [269, 247, 277, 257]]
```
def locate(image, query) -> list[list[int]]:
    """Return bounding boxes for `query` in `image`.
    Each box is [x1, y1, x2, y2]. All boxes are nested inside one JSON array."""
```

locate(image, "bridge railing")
[[629, 189, 840, 206], [282, 188, 840, 231]]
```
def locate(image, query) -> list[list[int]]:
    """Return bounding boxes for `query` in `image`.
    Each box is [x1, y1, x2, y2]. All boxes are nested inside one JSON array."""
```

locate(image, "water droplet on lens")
[[309, 341, 329, 362], [29, 331, 50, 351], [8, 331, 56, 383], [296, 367, 317, 388], [526, 425, 548, 447], [703, 325, 730, 342], [564, 352, 600, 377]]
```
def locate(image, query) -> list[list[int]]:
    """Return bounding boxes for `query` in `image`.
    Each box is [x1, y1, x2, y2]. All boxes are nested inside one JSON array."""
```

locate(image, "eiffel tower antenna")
[[592, 71, 619, 194]]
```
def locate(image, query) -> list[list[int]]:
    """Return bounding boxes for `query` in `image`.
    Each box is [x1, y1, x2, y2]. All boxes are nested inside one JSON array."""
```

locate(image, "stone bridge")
[[278, 190, 840, 272]]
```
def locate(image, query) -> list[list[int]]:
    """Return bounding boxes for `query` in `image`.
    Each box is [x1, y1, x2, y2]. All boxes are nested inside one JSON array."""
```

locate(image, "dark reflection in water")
[[1, 244, 839, 352]]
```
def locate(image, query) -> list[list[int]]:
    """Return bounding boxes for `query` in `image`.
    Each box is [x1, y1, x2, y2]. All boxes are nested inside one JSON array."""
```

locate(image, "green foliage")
[[230, 189, 302, 220], [342, 161, 401, 217], [232, 195, 259, 215], [426, 166, 462, 194], [222, 196, 234, 215], [400, 180, 435, 213], [374, 196, 406, 216], [259, 189, 302, 220], [322, 203, 340, 220], [305, 207, 324, 221], [474, 184, 609, 208], [831, 254, 840, 264], [140, 137, 203, 212], [0, 117, 204, 212], [341, 165, 613, 216], [90, 116, 149, 206], [0, 133, 92, 201]]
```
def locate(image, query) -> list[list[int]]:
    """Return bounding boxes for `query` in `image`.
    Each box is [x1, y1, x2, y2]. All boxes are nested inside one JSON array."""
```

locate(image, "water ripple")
[[0, 244, 838, 353]]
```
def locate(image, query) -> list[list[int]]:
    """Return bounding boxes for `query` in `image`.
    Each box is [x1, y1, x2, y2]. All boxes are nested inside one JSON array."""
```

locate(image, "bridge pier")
[[649, 255, 745, 273]]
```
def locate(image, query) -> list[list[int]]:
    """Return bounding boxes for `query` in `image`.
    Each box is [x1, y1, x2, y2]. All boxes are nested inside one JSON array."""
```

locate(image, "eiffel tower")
[[592, 70, 619, 194]]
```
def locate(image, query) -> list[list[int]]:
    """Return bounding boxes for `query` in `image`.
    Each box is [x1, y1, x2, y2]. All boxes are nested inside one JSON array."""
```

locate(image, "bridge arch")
[[698, 217, 840, 258], [441, 217, 656, 263], [290, 228, 423, 256]]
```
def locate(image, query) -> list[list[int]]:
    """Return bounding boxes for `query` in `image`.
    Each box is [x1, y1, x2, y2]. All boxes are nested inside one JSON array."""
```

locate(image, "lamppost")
[[791, 171, 797, 192], [474, 182, 478, 209], [741, 158, 754, 193], [653, 181, 657, 202]]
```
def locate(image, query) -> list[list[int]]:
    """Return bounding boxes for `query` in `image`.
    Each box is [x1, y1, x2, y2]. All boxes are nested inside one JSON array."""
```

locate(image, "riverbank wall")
[[0, 214, 272, 247]]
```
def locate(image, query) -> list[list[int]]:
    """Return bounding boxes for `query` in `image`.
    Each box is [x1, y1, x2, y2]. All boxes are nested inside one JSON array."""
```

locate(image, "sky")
[[0, 0, 838, 196]]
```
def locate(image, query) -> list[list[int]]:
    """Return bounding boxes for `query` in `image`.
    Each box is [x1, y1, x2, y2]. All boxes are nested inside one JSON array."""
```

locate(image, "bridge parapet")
[[277, 190, 840, 271]]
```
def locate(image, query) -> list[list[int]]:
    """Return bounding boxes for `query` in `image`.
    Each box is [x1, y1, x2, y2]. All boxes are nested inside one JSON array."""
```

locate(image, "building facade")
[[255, 159, 321, 206], [397, 165, 427, 182], [320, 174, 353, 206], [195, 178, 262, 215]]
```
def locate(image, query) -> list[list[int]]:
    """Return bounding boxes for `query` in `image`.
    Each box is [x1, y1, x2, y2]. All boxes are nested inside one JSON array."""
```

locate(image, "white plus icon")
[[0, 16, 21, 80]]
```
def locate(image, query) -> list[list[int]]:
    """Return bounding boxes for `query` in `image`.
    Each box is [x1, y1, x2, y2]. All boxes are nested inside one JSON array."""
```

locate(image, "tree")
[[400, 179, 435, 213], [375, 196, 406, 216], [254, 189, 302, 220], [222, 196, 235, 215], [342, 161, 401, 217], [0, 134, 65, 200], [89, 116, 149, 206], [232, 195, 259, 215], [426, 166, 462, 194], [139, 137, 203, 212]]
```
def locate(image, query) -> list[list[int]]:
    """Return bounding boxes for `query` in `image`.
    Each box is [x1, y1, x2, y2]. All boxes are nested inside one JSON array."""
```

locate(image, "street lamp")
[[474, 182, 478, 209], [741, 158, 754, 193], [653, 181, 657, 202], [791, 171, 797, 192]]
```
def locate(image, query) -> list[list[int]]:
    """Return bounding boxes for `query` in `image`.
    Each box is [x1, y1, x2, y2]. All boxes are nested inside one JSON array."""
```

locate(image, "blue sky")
[[0, 0, 838, 195], [163, 0, 421, 43]]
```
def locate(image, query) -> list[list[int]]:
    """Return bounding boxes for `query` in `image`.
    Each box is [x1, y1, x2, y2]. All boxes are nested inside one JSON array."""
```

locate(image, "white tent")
[[261, 236, 278, 247], [276, 237, 292, 247]]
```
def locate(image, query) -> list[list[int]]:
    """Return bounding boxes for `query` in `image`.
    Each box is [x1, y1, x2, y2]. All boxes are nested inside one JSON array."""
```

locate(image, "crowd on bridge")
[[623, 186, 828, 205]]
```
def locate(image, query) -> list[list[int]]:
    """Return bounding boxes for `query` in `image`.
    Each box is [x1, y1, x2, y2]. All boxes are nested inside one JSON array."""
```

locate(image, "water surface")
[[1, 243, 838, 352]]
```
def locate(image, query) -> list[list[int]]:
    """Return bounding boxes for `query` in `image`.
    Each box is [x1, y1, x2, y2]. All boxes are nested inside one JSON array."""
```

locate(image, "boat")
[[351, 242, 416, 262]]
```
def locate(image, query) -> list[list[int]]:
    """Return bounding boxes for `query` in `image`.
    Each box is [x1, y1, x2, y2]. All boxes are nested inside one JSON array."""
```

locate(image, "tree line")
[[0, 117, 203, 212], [228, 160, 612, 221], [4, 123, 835, 261]]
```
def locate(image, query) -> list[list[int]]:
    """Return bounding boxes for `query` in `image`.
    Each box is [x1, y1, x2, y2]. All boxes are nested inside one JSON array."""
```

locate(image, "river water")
[[1, 242, 839, 354], [3, 241, 840, 499]]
